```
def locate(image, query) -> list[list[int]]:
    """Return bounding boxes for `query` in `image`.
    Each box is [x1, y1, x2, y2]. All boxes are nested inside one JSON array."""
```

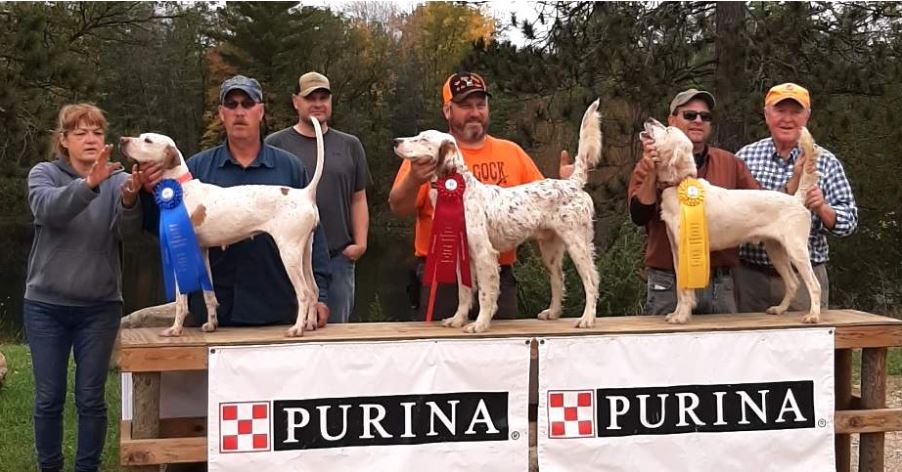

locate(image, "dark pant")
[[23, 299, 121, 472], [411, 260, 518, 321]]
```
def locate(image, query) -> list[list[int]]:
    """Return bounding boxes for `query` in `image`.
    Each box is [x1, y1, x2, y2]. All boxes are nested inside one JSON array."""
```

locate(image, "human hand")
[[316, 302, 330, 328], [559, 150, 574, 179], [407, 158, 437, 185], [342, 244, 367, 262], [805, 185, 826, 210], [85, 145, 122, 189], [120, 164, 144, 208], [140, 161, 164, 193]]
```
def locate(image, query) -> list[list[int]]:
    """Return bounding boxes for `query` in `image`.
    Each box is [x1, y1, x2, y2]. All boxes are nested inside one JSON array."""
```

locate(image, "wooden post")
[[859, 348, 887, 472], [835, 349, 852, 472], [131, 372, 161, 472]]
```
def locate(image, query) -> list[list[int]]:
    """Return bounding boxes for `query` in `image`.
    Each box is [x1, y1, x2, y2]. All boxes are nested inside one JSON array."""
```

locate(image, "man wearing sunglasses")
[[734, 83, 858, 313], [628, 88, 759, 316], [141, 74, 332, 329]]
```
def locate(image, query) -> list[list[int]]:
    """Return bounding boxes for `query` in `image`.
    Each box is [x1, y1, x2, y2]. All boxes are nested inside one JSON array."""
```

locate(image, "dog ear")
[[163, 145, 180, 170], [436, 139, 457, 177]]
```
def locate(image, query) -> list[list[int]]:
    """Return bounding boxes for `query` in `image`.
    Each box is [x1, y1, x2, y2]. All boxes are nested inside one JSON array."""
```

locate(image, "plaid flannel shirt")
[[736, 137, 858, 267]]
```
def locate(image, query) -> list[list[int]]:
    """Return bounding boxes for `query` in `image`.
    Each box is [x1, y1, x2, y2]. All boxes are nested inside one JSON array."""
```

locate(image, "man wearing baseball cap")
[[267, 71, 370, 324], [629, 88, 759, 316], [141, 74, 332, 328], [735, 82, 858, 312], [389, 71, 572, 321]]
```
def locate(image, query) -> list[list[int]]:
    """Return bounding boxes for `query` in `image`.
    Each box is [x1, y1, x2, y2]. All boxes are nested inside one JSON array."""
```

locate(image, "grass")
[[0, 344, 122, 472]]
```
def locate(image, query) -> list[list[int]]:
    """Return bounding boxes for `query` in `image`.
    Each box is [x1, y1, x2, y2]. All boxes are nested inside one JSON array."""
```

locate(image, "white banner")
[[208, 338, 531, 472], [538, 329, 835, 472]]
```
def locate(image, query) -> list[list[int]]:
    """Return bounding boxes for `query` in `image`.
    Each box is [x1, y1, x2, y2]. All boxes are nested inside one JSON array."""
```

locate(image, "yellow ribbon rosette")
[[677, 178, 710, 289]]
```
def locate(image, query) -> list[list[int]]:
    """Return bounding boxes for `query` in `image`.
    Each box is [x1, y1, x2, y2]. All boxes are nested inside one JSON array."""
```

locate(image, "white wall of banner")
[[537, 328, 835, 472], [207, 338, 531, 472]]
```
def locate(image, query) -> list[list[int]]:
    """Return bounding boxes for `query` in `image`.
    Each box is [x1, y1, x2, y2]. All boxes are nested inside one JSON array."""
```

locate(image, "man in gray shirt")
[[266, 71, 370, 323]]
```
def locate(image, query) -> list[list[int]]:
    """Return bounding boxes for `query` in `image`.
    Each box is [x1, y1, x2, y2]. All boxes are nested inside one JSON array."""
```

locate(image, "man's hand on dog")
[[139, 161, 165, 193], [632, 136, 658, 204], [407, 158, 437, 184], [559, 150, 574, 179]]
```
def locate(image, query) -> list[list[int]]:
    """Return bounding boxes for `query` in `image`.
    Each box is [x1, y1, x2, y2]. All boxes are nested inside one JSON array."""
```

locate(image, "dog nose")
[[393, 138, 403, 147], [120, 137, 129, 145]]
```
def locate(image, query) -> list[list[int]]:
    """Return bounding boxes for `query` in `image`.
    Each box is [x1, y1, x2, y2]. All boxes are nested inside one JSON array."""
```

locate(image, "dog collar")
[[176, 172, 193, 184]]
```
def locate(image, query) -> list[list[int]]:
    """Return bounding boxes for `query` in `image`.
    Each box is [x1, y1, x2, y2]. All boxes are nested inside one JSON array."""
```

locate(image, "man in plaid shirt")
[[735, 82, 858, 312]]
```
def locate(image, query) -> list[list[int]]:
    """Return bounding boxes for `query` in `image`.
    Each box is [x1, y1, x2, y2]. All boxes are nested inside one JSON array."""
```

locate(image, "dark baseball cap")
[[442, 72, 492, 104], [219, 75, 263, 104]]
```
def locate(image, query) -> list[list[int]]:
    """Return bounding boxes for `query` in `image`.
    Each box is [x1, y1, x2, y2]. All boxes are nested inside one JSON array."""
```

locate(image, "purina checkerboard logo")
[[547, 390, 595, 438], [220, 402, 271, 453], [547, 381, 817, 438]]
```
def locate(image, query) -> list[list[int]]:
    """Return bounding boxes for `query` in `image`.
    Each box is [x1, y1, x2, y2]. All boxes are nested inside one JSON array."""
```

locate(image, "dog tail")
[[570, 99, 602, 186], [795, 127, 821, 202], [306, 115, 325, 199]]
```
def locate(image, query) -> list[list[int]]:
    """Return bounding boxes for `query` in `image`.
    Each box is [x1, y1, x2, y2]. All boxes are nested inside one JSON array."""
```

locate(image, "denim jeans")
[[23, 299, 121, 472], [326, 253, 356, 323], [643, 267, 737, 315]]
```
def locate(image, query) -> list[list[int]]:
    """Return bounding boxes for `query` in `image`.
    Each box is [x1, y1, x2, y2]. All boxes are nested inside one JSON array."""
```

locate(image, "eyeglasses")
[[680, 111, 713, 122], [222, 99, 259, 110]]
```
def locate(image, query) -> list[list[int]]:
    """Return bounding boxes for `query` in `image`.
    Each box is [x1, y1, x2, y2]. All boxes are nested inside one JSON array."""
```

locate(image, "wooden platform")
[[118, 309, 902, 471]]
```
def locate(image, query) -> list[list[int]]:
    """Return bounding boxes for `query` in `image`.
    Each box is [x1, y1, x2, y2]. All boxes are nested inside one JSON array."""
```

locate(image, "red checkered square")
[[547, 390, 595, 438], [220, 402, 271, 453]]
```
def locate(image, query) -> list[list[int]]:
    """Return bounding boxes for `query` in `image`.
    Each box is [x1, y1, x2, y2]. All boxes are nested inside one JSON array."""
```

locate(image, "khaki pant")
[[736, 262, 829, 313]]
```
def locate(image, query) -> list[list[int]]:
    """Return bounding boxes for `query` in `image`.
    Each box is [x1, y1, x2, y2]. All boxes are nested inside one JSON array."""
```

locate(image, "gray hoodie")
[[25, 158, 142, 306]]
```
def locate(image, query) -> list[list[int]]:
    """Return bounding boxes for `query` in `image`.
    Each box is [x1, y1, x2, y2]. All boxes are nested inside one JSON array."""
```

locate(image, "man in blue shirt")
[[141, 75, 331, 327], [735, 82, 858, 312]]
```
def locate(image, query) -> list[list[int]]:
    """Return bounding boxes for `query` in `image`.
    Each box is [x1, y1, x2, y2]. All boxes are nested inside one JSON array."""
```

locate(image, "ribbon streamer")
[[155, 179, 213, 301], [677, 178, 710, 290], [422, 172, 471, 321]]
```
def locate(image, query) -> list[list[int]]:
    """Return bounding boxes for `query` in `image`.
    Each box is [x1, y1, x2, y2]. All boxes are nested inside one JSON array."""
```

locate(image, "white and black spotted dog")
[[393, 100, 602, 333]]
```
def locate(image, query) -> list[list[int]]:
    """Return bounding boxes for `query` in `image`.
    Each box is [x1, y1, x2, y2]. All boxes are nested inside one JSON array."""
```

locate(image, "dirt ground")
[[850, 375, 902, 470]]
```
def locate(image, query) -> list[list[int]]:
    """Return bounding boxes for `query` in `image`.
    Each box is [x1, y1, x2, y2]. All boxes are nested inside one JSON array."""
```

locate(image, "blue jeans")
[[326, 253, 355, 323], [24, 299, 121, 472], [643, 267, 737, 315]]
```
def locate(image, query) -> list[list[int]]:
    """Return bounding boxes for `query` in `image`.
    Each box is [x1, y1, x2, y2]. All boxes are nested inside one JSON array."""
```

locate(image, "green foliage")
[[0, 344, 122, 471]]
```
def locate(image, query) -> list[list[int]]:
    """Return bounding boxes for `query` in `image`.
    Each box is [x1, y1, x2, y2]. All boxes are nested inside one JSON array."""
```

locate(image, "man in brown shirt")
[[628, 89, 759, 315]]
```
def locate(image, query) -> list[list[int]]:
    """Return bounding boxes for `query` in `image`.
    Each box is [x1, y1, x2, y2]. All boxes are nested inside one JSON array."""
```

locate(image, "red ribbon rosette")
[[422, 172, 471, 321]]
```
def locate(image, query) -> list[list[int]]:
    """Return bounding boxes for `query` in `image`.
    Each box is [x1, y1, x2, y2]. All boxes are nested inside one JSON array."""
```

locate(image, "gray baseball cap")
[[669, 89, 716, 114], [219, 75, 263, 104]]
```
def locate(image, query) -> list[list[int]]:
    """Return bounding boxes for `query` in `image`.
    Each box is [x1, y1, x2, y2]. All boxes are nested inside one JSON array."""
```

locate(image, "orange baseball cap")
[[442, 72, 491, 105], [765, 82, 810, 108]]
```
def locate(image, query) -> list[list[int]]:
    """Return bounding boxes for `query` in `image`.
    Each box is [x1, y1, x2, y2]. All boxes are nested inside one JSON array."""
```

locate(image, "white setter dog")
[[393, 100, 602, 333], [119, 117, 325, 337], [643, 118, 822, 324]]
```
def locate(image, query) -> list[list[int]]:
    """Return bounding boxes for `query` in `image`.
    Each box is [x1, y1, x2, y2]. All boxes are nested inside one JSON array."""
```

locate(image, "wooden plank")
[[119, 309, 900, 349], [160, 416, 206, 438], [835, 409, 902, 434], [129, 372, 160, 472], [835, 325, 902, 349], [121, 434, 206, 465], [836, 349, 852, 472], [860, 348, 887, 472], [118, 346, 206, 372]]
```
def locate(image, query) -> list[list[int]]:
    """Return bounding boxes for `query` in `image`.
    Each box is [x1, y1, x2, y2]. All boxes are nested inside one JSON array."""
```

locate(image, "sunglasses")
[[680, 111, 713, 122], [222, 99, 259, 110]]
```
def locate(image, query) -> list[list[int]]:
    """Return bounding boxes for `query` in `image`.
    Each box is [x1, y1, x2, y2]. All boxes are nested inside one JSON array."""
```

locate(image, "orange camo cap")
[[765, 82, 810, 108]]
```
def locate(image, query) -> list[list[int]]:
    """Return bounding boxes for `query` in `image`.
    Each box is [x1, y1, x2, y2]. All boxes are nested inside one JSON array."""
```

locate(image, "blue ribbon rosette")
[[154, 179, 213, 301]]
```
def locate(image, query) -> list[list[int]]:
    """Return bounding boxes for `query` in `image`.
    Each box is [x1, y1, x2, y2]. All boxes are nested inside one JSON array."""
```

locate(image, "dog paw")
[[442, 316, 467, 328], [160, 326, 183, 337], [537, 309, 561, 321], [285, 325, 305, 337], [201, 321, 218, 333], [664, 311, 690, 324], [463, 321, 489, 333], [575, 315, 596, 329], [765, 305, 786, 316], [801, 313, 820, 324]]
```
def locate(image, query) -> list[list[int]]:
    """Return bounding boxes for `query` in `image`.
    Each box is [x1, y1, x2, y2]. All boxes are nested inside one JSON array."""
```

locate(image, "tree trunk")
[[714, 2, 747, 152]]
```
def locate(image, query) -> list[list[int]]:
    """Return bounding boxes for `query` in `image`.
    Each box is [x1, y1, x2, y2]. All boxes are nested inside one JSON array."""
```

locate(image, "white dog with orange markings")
[[119, 117, 325, 337]]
